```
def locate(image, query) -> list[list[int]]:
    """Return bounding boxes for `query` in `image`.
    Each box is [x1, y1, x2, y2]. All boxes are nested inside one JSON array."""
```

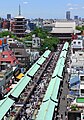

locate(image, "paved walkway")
[[58, 72, 69, 120]]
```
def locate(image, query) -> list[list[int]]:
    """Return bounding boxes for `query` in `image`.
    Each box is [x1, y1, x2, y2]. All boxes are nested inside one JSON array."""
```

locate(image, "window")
[[79, 54, 82, 56], [80, 83, 84, 85], [6, 71, 13, 79], [80, 76, 84, 81], [15, 52, 22, 55], [33, 40, 36, 43], [3, 55, 8, 58], [22, 58, 25, 60], [81, 89, 84, 96], [78, 41, 81, 44], [0, 76, 3, 78], [18, 58, 21, 60], [73, 41, 76, 44]]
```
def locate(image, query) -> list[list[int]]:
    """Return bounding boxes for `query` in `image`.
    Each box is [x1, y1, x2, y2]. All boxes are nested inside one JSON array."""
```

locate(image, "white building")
[[71, 51, 84, 70], [71, 39, 83, 51], [32, 37, 41, 48], [79, 74, 84, 96]]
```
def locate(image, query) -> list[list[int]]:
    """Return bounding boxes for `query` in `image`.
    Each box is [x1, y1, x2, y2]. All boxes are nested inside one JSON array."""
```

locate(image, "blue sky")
[[0, 0, 84, 19]]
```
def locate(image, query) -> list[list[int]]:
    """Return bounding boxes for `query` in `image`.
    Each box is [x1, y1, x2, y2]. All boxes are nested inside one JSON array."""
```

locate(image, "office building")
[[9, 42, 30, 67], [66, 11, 70, 20], [74, 16, 78, 20], [7, 14, 11, 20]]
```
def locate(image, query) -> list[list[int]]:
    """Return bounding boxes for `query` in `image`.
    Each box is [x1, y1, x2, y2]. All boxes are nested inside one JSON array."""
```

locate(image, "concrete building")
[[0, 38, 18, 66], [7, 14, 11, 20], [2, 19, 10, 30], [74, 16, 78, 20], [71, 35, 84, 52], [32, 36, 41, 48], [71, 51, 84, 69], [79, 74, 84, 96], [0, 63, 13, 97], [10, 19, 15, 31], [66, 11, 70, 20], [9, 42, 30, 67], [71, 39, 83, 51]]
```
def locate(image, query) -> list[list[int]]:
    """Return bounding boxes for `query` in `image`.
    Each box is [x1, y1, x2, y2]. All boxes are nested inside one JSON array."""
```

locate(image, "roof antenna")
[[19, 4, 21, 16]]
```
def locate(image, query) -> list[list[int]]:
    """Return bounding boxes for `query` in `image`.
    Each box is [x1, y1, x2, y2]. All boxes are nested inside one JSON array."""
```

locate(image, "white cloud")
[[74, 7, 78, 10], [67, 3, 79, 7], [69, 7, 79, 10], [23, 1, 28, 4], [69, 7, 74, 10], [82, 7, 84, 9], [74, 4, 79, 6], [67, 3, 72, 6]]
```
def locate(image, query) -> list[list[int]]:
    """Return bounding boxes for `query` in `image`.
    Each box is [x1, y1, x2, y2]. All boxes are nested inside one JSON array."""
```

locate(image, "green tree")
[[40, 37, 59, 51], [70, 104, 79, 111]]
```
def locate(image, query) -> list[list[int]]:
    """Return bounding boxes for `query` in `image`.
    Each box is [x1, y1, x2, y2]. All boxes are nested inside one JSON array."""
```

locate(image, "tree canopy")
[[0, 27, 60, 52], [25, 27, 59, 51], [76, 26, 84, 31], [40, 37, 59, 51]]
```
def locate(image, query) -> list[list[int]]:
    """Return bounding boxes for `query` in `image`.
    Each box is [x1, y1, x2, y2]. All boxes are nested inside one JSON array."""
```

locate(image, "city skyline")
[[0, 0, 84, 19]]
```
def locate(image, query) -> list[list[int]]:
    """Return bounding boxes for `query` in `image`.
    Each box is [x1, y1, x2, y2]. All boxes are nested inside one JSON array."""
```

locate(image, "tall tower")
[[19, 4, 21, 16], [66, 11, 70, 20], [13, 5, 27, 37]]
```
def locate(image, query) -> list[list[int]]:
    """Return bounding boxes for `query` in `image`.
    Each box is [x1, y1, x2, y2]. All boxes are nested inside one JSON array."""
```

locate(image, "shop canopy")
[[51, 77, 61, 101], [42, 50, 51, 58], [28, 64, 40, 77], [36, 100, 57, 120], [37, 57, 46, 65], [62, 42, 69, 51], [11, 76, 31, 98], [0, 97, 14, 120], [5, 76, 27, 97], [57, 64, 64, 78], [43, 77, 56, 102]]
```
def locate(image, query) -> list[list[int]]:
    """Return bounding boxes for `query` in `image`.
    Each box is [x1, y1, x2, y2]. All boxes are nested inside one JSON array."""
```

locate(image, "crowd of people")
[[3, 44, 63, 120], [18, 53, 58, 120]]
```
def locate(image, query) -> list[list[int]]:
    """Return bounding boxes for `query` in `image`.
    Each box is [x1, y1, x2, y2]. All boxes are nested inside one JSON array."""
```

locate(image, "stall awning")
[[37, 57, 46, 65], [11, 76, 31, 98], [51, 77, 60, 101], [0, 97, 14, 120], [43, 78, 56, 101], [42, 50, 51, 58], [28, 64, 40, 77], [36, 100, 57, 120]]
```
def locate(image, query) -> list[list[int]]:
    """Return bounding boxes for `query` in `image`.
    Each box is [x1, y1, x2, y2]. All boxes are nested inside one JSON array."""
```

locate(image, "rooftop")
[[14, 15, 25, 19]]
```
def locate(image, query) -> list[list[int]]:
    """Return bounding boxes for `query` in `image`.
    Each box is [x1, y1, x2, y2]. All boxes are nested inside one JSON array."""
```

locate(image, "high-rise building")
[[7, 14, 11, 20], [74, 16, 78, 20], [66, 11, 70, 20]]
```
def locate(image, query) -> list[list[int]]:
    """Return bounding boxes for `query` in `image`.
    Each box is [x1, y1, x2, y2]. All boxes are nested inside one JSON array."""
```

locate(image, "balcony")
[[13, 25, 25, 26], [14, 33, 26, 35], [13, 28, 26, 30], [15, 21, 26, 23]]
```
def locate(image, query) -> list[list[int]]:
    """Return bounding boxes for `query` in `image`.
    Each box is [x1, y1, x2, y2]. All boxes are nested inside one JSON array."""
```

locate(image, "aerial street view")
[[0, 0, 84, 120]]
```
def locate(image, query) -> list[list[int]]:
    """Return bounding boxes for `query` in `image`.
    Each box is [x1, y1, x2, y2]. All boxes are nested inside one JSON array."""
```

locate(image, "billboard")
[[0, 40, 2, 46]]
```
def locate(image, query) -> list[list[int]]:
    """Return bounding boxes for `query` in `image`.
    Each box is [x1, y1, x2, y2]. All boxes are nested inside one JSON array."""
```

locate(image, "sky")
[[0, 0, 84, 19]]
